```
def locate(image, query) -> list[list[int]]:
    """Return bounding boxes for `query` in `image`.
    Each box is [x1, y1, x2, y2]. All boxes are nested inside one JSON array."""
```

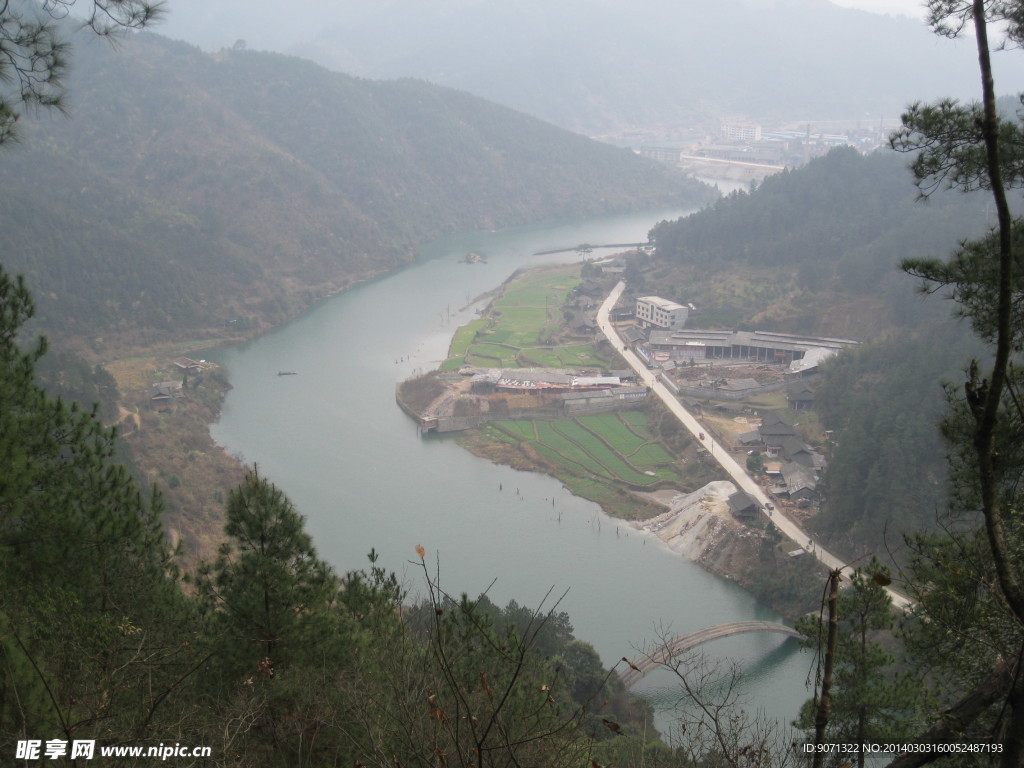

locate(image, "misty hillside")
[[0, 30, 711, 346], [640, 147, 994, 559], [156, 0, 1021, 135]]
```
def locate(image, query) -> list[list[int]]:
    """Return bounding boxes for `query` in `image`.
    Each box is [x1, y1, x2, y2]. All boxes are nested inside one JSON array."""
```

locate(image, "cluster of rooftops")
[[644, 328, 858, 372], [734, 411, 821, 499], [624, 295, 859, 376]]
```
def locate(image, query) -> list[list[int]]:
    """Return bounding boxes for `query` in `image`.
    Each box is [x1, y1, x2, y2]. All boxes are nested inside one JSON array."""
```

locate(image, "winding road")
[[597, 281, 911, 610]]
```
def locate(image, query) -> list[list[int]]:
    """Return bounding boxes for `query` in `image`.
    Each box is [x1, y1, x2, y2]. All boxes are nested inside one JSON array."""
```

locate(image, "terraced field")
[[490, 411, 680, 487], [441, 266, 694, 520]]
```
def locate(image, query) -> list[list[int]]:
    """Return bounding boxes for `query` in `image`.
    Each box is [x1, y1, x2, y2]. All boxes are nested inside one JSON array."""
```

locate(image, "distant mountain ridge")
[[0, 31, 712, 347], [156, 0, 1021, 135]]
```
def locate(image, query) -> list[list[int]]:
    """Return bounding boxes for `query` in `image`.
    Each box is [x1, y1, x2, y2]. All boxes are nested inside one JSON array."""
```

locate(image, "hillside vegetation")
[[0, 30, 712, 351], [643, 147, 991, 558]]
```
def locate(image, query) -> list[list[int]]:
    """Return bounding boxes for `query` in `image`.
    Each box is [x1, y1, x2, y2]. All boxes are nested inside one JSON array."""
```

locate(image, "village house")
[[728, 490, 760, 522], [150, 380, 183, 412], [781, 461, 818, 501], [172, 357, 206, 377], [787, 381, 816, 410], [758, 411, 798, 441]]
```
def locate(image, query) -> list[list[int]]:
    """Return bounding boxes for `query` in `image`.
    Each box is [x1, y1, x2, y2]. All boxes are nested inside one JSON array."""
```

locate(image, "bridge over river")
[[619, 621, 803, 689]]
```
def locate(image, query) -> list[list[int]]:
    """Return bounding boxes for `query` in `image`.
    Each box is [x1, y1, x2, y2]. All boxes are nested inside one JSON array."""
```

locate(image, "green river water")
[[209, 208, 811, 742]]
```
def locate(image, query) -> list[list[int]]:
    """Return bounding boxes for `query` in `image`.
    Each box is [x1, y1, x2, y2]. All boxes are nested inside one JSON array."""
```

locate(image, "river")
[[209, 208, 811, 742]]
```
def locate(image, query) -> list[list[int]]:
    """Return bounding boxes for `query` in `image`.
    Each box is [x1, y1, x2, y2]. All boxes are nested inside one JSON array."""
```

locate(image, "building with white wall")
[[635, 296, 689, 330], [721, 122, 763, 142]]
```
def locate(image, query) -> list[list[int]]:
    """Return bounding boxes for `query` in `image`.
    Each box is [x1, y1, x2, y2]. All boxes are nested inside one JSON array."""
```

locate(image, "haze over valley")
[[158, 0, 1024, 137], [3, 0, 1024, 765]]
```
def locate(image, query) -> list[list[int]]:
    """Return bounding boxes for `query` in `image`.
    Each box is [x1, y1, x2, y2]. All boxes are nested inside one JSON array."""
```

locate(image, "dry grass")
[[742, 390, 788, 410], [396, 372, 449, 414], [701, 412, 754, 439], [105, 356, 162, 393], [113, 367, 244, 567]]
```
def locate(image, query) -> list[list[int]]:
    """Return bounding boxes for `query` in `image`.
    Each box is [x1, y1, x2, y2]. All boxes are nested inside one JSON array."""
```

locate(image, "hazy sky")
[[833, 0, 926, 17]]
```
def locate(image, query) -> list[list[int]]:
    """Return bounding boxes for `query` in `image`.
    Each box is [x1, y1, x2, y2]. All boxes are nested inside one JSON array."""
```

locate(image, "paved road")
[[597, 281, 911, 610]]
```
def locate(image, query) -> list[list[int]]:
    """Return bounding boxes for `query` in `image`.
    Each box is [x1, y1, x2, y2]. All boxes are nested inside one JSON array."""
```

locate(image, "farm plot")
[[443, 265, 613, 371], [534, 421, 614, 478], [578, 412, 677, 467], [488, 307, 551, 347], [448, 319, 488, 358], [523, 344, 605, 369], [551, 421, 665, 486], [628, 443, 676, 467], [499, 271, 579, 307], [494, 413, 680, 487], [578, 413, 647, 454], [619, 411, 648, 427], [497, 420, 537, 440], [465, 341, 520, 368]]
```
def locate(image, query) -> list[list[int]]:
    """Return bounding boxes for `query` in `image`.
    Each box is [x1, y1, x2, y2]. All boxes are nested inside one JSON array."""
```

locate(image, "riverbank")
[[99, 209, 699, 568], [202, 209, 814, 728], [405, 259, 824, 619], [102, 349, 243, 564], [633, 483, 824, 620]]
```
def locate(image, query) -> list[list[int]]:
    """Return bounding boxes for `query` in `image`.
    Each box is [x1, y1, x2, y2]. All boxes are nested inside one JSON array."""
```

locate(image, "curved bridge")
[[619, 621, 803, 689]]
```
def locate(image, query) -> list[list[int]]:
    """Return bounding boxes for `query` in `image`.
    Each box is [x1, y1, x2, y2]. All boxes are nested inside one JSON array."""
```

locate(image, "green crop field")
[[534, 420, 613, 477], [481, 424, 520, 445], [491, 307, 550, 345], [498, 420, 537, 440], [619, 411, 648, 427], [463, 342, 517, 367], [486, 409, 689, 519], [441, 265, 623, 371], [448, 319, 488, 357], [628, 443, 676, 467], [523, 344, 604, 368], [552, 422, 662, 486], [494, 412, 680, 488], [577, 413, 676, 468], [532, 443, 594, 478], [499, 272, 578, 306], [578, 413, 647, 453]]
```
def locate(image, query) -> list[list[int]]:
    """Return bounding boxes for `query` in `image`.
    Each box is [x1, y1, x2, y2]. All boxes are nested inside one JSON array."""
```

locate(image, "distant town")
[[633, 118, 899, 185]]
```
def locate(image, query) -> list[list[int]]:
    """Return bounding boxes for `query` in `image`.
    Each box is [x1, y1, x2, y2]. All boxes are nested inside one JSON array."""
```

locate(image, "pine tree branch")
[[884, 660, 1012, 768]]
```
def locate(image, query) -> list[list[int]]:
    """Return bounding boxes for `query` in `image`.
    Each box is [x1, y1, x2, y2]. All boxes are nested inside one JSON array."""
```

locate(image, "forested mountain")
[[645, 147, 998, 557], [157, 0, 1024, 135], [0, 276, 659, 762], [0, 29, 711, 348]]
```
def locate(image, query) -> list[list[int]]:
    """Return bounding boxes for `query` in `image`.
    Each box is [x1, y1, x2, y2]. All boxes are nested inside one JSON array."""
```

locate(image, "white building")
[[721, 122, 763, 142], [635, 296, 689, 330]]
